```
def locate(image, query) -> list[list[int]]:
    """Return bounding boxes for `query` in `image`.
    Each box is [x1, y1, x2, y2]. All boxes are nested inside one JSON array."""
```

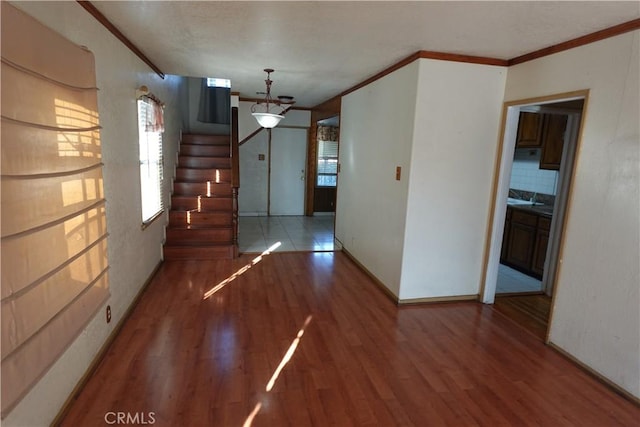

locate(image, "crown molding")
[[76, 1, 164, 79], [509, 18, 640, 66]]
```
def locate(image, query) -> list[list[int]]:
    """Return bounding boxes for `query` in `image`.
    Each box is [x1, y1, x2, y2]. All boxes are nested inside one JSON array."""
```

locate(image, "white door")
[[270, 128, 307, 215]]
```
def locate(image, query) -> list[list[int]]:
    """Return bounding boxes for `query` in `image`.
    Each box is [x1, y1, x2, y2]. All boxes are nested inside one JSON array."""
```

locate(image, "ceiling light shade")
[[252, 112, 284, 129], [251, 69, 292, 129]]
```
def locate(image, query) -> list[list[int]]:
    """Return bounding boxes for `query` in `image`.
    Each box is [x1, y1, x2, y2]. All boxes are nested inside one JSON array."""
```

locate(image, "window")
[[137, 98, 164, 223], [206, 77, 231, 88], [317, 140, 339, 187]]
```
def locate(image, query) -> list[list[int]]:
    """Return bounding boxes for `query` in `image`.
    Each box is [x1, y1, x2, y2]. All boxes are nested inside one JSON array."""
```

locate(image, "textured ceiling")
[[90, 1, 640, 107]]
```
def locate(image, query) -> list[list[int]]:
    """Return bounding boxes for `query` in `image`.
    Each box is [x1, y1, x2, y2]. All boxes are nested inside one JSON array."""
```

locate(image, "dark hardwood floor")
[[59, 252, 639, 426], [493, 294, 551, 341]]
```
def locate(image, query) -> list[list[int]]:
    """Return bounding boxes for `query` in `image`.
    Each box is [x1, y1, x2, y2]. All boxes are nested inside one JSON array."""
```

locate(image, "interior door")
[[270, 128, 307, 215]]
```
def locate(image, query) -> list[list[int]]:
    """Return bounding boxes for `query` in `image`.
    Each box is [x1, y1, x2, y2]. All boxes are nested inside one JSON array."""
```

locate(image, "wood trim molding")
[[547, 342, 640, 406], [311, 95, 342, 120], [339, 51, 423, 99], [342, 247, 481, 307], [305, 121, 317, 216], [314, 50, 507, 107], [231, 107, 239, 188], [509, 18, 640, 66], [502, 89, 591, 108], [76, 1, 165, 79], [239, 97, 312, 111], [418, 50, 508, 67], [317, 19, 639, 107], [238, 127, 265, 147], [398, 294, 479, 305], [341, 247, 400, 304]]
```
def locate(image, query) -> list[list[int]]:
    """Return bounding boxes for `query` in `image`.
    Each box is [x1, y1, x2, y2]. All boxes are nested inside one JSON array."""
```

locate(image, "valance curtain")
[[142, 95, 164, 132], [317, 125, 339, 142], [1, 3, 110, 418], [197, 78, 230, 124]]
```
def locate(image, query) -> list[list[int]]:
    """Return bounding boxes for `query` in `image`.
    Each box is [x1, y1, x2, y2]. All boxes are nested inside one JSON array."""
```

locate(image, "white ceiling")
[[91, 1, 639, 107]]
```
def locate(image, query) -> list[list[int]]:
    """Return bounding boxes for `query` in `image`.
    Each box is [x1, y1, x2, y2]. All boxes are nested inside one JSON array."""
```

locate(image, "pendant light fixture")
[[251, 68, 291, 129]]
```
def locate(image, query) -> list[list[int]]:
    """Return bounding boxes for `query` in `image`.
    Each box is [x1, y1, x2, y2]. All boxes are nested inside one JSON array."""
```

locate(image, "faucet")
[[530, 192, 538, 205]]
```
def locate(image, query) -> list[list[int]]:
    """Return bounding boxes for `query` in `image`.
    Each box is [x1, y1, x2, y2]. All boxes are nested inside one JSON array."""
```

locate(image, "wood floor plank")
[[57, 252, 640, 426]]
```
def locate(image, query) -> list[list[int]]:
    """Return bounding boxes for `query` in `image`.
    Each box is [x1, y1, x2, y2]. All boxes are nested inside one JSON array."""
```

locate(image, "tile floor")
[[496, 263, 543, 294], [238, 215, 335, 253]]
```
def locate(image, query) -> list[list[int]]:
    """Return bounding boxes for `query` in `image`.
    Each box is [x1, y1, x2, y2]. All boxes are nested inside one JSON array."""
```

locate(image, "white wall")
[[399, 59, 506, 300], [336, 62, 419, 297], [504, 31, 640, 398], [237, 101, 310, 216], [5, 2, 184, 425]]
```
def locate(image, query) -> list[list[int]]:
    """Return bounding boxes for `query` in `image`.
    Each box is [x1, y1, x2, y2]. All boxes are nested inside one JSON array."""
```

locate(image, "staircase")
[[163, 133, 237, 260]]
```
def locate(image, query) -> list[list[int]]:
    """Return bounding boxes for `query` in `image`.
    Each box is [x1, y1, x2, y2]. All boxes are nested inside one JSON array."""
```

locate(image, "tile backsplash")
[[509, 148, 558, 195]]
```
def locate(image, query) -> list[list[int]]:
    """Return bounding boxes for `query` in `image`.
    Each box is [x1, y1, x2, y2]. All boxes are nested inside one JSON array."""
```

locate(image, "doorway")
[[313, 116, 340, 214], [483, 92, 587, 340], [237, 126, 336, 253]]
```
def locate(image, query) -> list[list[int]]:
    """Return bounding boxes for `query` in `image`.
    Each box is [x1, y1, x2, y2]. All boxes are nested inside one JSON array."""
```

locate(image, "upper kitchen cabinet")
[[540, 114, 568, 170], [515, 112, 544, 148]]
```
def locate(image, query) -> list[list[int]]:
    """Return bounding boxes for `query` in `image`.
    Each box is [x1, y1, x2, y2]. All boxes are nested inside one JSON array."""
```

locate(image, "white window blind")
[[206, 77, 231, 88], [137, 98, 163, 223], [317, 140, 339, 187]]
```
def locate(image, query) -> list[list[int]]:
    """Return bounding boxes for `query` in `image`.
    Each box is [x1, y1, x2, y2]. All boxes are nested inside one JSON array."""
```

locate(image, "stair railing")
[[231, 106, 240, 257]]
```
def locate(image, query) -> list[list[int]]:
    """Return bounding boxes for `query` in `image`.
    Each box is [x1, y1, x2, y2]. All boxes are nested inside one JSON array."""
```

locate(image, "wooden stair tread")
[[164, 133, 237, 260], [163, 245, 234, 260], [164, 242, 233, 247], [166, 224, 232, 229], [166, 223, 233, 229], [176, 166, 231, 170], [181, 134, 229, 145]]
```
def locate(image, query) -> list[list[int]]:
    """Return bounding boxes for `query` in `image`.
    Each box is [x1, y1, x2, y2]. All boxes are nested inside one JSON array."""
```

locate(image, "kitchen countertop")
[[507, 202, 554, 218]]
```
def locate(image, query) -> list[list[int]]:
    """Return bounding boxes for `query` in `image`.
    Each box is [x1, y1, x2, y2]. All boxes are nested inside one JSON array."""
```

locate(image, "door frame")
[[479, 89, 589, 343]]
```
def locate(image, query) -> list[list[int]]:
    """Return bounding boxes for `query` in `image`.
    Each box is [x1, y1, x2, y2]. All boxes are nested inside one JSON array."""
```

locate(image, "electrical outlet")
[[106, 305, 111, 323]]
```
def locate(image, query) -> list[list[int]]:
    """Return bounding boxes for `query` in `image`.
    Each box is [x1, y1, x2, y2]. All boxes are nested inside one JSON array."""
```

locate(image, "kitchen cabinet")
[[540, 114, 567, 170], [505, 209, 537, 271], [516, 112, 544, 148], [313, 187, 336, 212], [501, 207, 511, 263], [502, 206, 551, 279], [532, 217, 551, 276]]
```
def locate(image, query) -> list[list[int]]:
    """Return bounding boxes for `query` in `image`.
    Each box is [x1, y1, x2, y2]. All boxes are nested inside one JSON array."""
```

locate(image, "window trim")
[[316, 140, 339, 188], [137, 98, 164, 225]]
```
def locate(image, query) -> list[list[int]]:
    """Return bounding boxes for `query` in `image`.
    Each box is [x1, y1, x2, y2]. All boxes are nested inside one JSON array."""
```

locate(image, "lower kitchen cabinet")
[[506, 218, 536, 271], [502, 206, 551, 280], [532, 217, 551, 276], [501, 208, 511, 263]]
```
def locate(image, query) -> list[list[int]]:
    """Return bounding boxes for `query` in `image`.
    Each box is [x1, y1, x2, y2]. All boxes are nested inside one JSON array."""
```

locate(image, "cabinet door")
[[500, 208, 512, 262], [506, 222, 536, 270], [516, 112, 544, 148], [540, 114, 567, 170], [532, 229, 549, 276], [313, 186, 336, 212]]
